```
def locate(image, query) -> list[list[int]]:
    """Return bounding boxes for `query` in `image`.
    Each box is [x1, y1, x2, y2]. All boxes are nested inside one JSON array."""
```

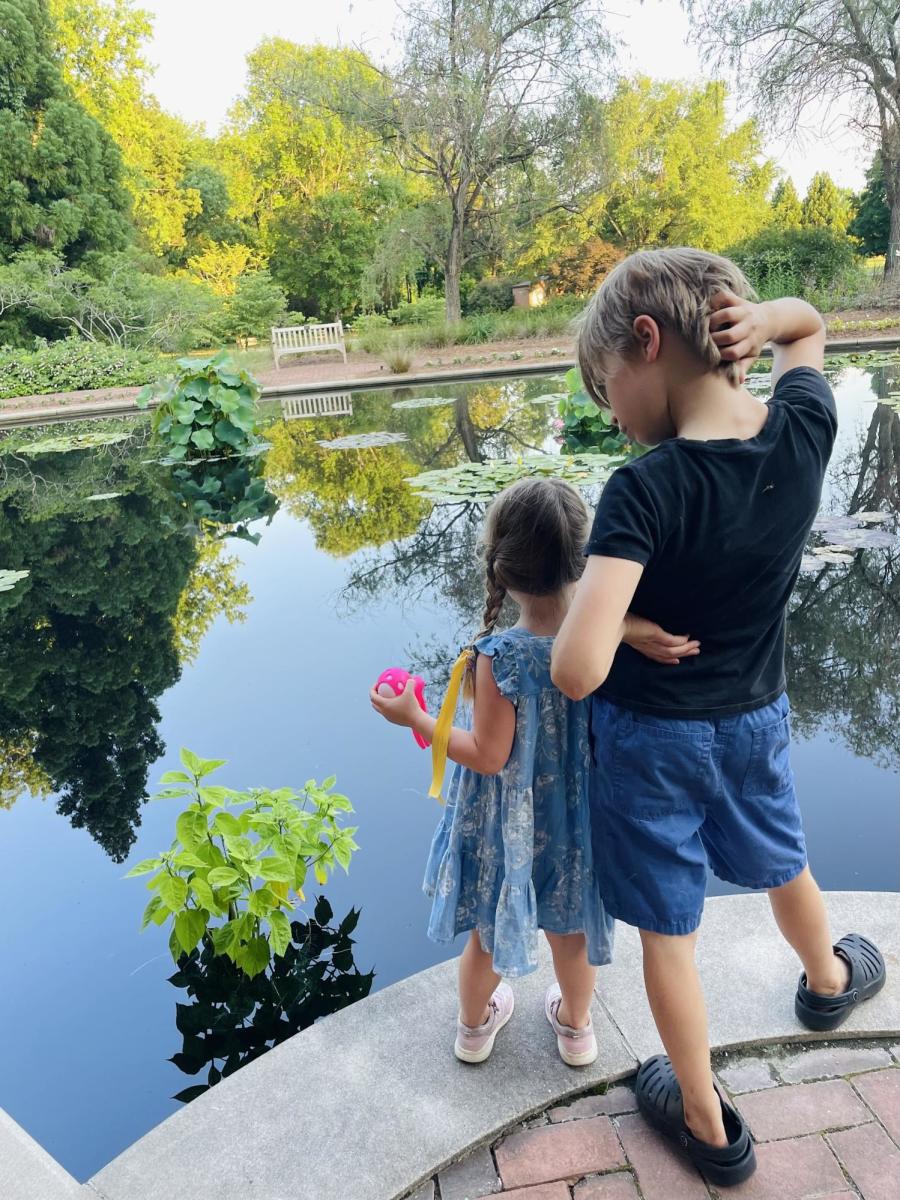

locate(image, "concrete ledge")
[[0, 1108, 83, 1200]]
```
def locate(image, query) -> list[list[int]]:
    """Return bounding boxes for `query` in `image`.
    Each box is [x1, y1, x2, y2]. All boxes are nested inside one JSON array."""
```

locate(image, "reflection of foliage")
[[165, 454, 279, 545], [0, 449, 195, 858], [173, 539, 251, 666], [0, 735, 52, 810], [558, 367, 632, 454], [264, 419, 429, 556], [167, 897, 373, 1103]]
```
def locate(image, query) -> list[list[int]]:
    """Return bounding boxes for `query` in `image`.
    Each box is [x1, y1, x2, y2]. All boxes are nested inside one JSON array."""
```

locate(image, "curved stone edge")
[[2, 891, 896, 1200]]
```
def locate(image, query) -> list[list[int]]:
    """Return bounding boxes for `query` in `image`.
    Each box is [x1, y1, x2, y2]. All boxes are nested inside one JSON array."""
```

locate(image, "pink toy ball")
[[375, 667, 430, 748]]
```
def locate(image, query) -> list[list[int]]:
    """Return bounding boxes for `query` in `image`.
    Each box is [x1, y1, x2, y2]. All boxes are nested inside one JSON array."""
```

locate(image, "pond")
[[1, 360, 898, 1180]]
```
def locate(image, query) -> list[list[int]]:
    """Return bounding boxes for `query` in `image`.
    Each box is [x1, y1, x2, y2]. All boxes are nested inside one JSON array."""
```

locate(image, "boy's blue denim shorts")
[[588, 692, 807, 936]]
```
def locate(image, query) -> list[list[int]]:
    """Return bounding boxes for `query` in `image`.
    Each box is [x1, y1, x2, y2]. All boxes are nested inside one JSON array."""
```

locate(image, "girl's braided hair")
[[463, 477, 590, 699]]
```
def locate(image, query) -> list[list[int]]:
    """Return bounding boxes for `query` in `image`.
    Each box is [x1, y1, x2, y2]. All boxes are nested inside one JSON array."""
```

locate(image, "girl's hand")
[[622, 614, 700, 665], [709, 290, 771, 380], [369, 678, 424, 729]]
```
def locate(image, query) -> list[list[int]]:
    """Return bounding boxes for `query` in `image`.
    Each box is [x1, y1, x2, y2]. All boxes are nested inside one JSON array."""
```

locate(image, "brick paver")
[[438, 1143, 501, 1198], [777, 1043, 893, 1084], [852, 1067, 900, 1144], [614, 1113, 710, 1200], [548, 1088, 638, 1123], [736, 1078, 871, 1141], [495, 1117, 625, 1189], [410, 1044, 899, 1200], [829, 1121, 900, 1200], [725, 1134, 848, 1199], [573, 1173, 640, 1199]]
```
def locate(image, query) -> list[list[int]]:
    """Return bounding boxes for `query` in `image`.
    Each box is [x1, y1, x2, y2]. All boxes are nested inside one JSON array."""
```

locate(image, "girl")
[[371, 477, 697, 1065]]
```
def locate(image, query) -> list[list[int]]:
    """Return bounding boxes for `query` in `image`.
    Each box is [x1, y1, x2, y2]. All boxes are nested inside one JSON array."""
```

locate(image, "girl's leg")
[[768, 866, 849, 994], [458, 929, 501, 1027], [640, 929, 727, 1148], [545, 931, 597, 1029]]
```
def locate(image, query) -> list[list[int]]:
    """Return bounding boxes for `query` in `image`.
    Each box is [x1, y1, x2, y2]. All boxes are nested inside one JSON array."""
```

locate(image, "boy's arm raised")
[[709, 292, 825, 388]]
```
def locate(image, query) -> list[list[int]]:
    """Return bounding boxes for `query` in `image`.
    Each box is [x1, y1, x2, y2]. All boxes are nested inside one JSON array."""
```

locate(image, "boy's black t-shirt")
[[586, 367, 837, 718]]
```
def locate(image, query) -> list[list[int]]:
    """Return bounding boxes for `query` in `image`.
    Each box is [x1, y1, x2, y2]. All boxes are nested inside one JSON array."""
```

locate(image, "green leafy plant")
[[406, 452, 626, 503], [0, 338, 161, 400], [557, 367, 631, 453], [165, 458, 279, 544], [137, 351, 263, 460], [127, 749, 359, 978]]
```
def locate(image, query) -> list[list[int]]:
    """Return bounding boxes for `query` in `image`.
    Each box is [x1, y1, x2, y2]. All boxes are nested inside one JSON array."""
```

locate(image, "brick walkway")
[[407, 1039, 900, 1200]]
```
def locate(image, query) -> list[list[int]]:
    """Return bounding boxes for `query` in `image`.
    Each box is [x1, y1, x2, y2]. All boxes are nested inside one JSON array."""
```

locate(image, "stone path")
[[409, 1039, 900, 1200]]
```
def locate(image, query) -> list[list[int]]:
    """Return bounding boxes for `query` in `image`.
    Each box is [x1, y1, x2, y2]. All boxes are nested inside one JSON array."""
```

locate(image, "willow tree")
[[352, 0, 612, 320], [685, 1, 900, 284]]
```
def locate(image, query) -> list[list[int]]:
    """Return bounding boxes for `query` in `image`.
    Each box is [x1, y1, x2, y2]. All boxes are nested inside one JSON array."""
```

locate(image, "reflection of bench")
[[281, 392, 354, 420], [271, 322, 347, 369]]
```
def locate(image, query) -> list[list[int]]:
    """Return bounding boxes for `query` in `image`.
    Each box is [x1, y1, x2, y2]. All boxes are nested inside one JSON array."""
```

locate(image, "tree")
[[801, 171, 851, 234], [0, 0, 130, 262], [49, 0, 206, 256], [849, 155, 890, 257], [684, 1, 900, 283], [597, 78, 775, 251], [771, 178, 803, 229], [344, 0, 612, 320], [546, 238, 623, 295]]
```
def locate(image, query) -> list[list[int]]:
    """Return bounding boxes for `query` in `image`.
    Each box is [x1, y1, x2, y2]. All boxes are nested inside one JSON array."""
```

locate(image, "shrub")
[[558, 367, 630, 453], [382, 335, 414, 373], [214, 271, 288, 347], [137, 351, 263, 460], [547, 238, 625, 295], [0, 338, 161, 399], [388, 297, 447, 325], [726, 228, 864, 303], [465, 277, 515, 314]]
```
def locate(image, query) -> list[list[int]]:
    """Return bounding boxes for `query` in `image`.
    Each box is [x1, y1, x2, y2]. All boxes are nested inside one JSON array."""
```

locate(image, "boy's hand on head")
[[369, 679, 423, 729], [709, 290, 770, 377], [622, 614, 700, 666]]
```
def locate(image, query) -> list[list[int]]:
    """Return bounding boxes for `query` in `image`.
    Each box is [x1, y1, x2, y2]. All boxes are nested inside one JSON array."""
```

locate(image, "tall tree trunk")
[[445, 208, 463, 322], [883, 152, 900, 289]]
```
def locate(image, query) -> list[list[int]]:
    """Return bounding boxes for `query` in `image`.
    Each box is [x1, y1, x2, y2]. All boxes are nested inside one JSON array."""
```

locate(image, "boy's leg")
[[545, 931, 597, 1029], [640, 928, 727, 1147], [458, 929, 501, 1026], [768, 866, 849, 993]]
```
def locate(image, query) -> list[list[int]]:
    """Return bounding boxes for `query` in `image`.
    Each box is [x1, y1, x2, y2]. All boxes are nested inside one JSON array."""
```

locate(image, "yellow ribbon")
[[428, 647, 474, 802]]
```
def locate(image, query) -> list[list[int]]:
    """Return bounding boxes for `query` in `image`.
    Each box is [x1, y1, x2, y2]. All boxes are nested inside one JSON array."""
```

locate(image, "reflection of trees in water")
[[168, 898, 373, 1103]]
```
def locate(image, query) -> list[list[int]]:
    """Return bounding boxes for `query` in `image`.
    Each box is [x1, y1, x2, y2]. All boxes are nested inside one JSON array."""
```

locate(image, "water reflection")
[[168, 897, 373, 1102]]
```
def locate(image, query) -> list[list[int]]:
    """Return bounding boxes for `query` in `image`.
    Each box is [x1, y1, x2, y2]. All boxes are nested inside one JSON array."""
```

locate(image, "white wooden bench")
[[281, 392, 354, 420], [271, 322, 347, 369]]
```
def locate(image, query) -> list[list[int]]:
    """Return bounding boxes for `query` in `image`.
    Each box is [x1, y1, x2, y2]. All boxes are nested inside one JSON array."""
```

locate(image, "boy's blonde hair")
[[577, 247, 755, 403]]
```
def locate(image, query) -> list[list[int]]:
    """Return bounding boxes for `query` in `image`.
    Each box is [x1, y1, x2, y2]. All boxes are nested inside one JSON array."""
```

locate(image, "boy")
[[551, 248, 886, 1187]]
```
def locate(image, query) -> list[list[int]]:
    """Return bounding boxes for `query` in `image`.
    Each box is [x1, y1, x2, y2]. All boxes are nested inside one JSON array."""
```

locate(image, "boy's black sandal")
[[795, 932, 886, 1032], [635, 1055, 756, 1187]]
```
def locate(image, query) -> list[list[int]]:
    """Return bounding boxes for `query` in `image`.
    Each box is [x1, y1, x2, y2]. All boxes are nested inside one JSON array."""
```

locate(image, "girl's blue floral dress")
[[423, 626, 614, 976]]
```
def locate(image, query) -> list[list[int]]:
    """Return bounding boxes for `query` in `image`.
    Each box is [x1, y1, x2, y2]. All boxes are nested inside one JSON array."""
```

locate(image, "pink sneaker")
[[544, 982, 598, 1066], [454, 982, 515, 1063]]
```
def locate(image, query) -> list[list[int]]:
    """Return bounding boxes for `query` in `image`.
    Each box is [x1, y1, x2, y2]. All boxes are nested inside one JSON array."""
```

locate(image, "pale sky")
[[143, 0, 869, 194]]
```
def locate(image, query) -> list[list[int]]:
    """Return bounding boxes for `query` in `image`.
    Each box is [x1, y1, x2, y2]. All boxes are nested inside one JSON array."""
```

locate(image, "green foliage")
[[406, 452, 626, 503], [0, 0, 130, 263], [599, 78, 775, 251], [165, 457, 279, 545], [465, 278, 515, 314], [166, 894, 373, 1102], [557, 367, 631, 453], [849, 156, 890, 258], [0, 337, 160, 399], [388, 297, 447, 325], [129, 750, 359, 978], [214, 270, 287, 346], [770, 179, 803, 230], [138, 351, 263, 461], [726, 226, 862, 303], [802, 172, 852, 235]]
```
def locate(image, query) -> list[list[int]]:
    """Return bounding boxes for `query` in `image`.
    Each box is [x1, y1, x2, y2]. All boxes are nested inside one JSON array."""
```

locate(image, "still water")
[[0, 362, 898, 1179]]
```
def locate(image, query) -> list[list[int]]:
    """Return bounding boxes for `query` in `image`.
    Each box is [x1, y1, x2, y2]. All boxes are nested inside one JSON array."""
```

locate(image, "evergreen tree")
[[801, 172, 851, 236], [849, 156, 890, 258], [0, 0, 130, 262], [771, 179, 802, 229]]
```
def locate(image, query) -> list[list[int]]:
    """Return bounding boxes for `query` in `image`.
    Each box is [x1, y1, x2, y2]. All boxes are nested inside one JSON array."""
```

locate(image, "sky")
[[143, 0, 869, 194]]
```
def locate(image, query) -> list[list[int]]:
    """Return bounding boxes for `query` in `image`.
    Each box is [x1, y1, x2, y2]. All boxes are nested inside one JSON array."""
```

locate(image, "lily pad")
[[19, 430, 131, 456], [811, 549, 855, 564], [406, 452, 626, 503], [85, 492, 123, 502], [855, 511, 892, 524], [390, 396, 457, 410], [529, 393, 567, 405], [0, 568, 29, 591], [317, 432, 409, 450], [798, 556, 822, 574]]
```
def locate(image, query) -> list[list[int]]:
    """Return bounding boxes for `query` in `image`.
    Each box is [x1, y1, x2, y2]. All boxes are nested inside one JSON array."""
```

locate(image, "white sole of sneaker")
[[556, 1036, 598, 1067], [454, 1001, 515, 1063]]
